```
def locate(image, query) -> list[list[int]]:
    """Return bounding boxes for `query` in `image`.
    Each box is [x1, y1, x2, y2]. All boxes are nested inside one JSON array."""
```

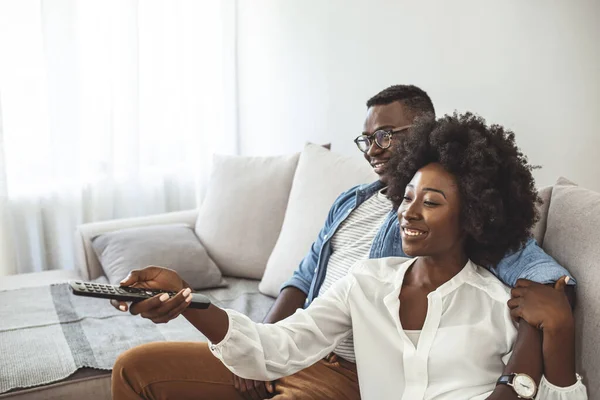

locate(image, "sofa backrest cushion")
[[531, 185, 553, 246], [195, 153, 300, 279], [259, 143, 377, 297], [543, 177, 600, 393]]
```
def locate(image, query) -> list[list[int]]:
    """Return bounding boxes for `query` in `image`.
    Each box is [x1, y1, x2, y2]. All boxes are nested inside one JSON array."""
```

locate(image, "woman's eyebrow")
[[423, 187, 446, 199], [406, 184, 447, 199]]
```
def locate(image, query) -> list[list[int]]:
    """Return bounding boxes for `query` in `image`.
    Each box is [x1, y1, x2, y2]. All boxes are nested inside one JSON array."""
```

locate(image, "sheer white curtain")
[[0, 0, 237, 275]]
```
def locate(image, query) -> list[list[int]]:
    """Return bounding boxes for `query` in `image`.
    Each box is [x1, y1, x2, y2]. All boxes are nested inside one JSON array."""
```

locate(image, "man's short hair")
[[367, 85, 435, 117]]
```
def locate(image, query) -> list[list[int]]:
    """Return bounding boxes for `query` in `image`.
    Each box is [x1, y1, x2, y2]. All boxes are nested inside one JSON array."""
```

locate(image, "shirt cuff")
[[280, 276, 311, 297], [540, 373, 585, 392], [208, 309, 234, 357]]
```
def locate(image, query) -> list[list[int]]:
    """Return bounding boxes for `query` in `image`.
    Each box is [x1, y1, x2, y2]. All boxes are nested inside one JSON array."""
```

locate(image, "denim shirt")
[[282, 181, 575, 307]]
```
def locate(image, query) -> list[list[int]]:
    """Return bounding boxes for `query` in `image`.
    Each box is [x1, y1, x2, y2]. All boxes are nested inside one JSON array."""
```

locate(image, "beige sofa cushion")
[[259, 144, 377, 297], [531, 185, 553, 246], [92, 224, 224, 290], [543, 177, 599, 394], [195, 153, 300, 279], [75, 209, 199, 281]]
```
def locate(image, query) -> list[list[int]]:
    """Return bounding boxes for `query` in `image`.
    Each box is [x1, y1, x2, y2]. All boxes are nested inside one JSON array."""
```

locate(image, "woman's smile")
[[401, 226, 428, 239]]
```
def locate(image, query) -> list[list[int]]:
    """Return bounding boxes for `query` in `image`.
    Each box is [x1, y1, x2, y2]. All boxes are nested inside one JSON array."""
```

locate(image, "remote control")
[[68, 281, 211, 309]]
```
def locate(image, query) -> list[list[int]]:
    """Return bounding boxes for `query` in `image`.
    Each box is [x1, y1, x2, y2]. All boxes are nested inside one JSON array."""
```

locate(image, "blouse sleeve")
[[536, 375, 588, 399], [208, 275, 355, 381]]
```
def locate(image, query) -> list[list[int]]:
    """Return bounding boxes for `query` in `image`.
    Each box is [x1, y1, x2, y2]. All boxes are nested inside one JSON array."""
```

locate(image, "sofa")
[[0, 144, 598, 399]]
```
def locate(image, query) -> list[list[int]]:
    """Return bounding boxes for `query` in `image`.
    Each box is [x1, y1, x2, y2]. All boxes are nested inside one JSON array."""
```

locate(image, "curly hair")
[[386, 112, 540, 267], [366, 85, 435, 117]]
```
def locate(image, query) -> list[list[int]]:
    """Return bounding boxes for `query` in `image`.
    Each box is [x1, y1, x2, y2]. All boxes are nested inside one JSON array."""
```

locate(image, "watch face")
[[513, 374, 536, 398]]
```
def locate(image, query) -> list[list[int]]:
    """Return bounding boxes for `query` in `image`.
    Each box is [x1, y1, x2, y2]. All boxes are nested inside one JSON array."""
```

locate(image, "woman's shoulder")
[[466, 261, 512, 302]]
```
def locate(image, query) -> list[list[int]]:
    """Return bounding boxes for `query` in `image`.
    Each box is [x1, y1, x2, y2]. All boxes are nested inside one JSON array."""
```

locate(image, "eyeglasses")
[[353, 125, 413, 153]]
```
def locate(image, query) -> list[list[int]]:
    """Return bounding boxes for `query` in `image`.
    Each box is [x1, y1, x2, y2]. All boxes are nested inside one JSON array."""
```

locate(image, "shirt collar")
[[392, 258, 478, 298], [356, 180, 386, 203]]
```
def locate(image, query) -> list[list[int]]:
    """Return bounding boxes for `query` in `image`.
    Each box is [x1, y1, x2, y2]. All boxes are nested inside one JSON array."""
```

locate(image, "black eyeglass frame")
[[353, 125, 413, 153]]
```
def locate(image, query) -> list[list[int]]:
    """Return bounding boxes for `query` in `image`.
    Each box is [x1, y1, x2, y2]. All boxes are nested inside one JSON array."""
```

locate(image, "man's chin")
[[372, 165, 388, 175], [374, 169, 389, 184]]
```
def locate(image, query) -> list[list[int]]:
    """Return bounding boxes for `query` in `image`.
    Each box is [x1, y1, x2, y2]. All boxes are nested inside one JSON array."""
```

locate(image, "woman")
[[113, 113, 586, 399]]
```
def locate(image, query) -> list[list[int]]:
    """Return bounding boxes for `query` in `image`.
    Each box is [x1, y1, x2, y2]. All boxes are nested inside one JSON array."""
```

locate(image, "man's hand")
[[109, 266, 191, 323], [509, 277, 578, 388], [233, 375, 274, 400], [508, 276, 574, 332]]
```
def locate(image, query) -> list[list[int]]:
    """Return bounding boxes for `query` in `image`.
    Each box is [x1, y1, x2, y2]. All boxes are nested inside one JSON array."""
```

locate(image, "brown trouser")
[[112, 342, 360, 400]]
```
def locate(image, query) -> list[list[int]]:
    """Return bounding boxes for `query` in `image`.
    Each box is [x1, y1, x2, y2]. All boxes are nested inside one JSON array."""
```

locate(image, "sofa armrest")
[[74, 209, 199, 280]]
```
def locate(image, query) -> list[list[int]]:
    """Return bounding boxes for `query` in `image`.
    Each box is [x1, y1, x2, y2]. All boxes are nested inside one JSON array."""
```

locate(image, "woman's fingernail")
[[565, 276, 570, 284], [183, 288, 192, 297], [159, 293, 169, 302], [119, 305, 126, 311], [186, 295, 193, 303]]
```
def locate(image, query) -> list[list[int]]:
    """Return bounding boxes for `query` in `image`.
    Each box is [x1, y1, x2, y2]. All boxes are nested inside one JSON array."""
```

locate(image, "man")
[[112, 85, 575, 400]]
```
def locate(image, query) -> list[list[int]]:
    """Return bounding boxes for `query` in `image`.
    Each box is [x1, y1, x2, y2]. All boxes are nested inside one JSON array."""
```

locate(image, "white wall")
[[236, 0, 600, 192]]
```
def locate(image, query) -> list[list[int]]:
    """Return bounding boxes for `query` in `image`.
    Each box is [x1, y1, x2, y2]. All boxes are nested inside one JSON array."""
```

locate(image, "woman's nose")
[[399, 203, 420, 220]]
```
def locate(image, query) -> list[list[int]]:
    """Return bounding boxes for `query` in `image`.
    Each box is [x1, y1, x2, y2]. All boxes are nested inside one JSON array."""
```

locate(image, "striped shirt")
[[318, 188, 391, 362]]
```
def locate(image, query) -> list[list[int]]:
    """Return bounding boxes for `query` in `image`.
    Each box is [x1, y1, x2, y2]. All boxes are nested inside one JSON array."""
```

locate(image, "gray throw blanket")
[[0, 279, 274, 394]]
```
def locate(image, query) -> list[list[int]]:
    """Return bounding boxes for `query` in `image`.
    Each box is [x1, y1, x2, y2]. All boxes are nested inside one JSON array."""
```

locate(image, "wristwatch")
[[496, 373, 537, 399]]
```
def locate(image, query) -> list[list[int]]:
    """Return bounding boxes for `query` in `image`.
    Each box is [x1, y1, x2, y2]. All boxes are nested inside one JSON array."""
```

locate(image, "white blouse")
[[210, 258, 587, 399]]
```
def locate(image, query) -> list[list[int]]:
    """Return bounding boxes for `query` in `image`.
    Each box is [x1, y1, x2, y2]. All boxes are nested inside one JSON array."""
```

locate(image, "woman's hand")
[[509, 276, 579, 387], [507, 276, 574, 333], [109, 266, 192, 323]]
